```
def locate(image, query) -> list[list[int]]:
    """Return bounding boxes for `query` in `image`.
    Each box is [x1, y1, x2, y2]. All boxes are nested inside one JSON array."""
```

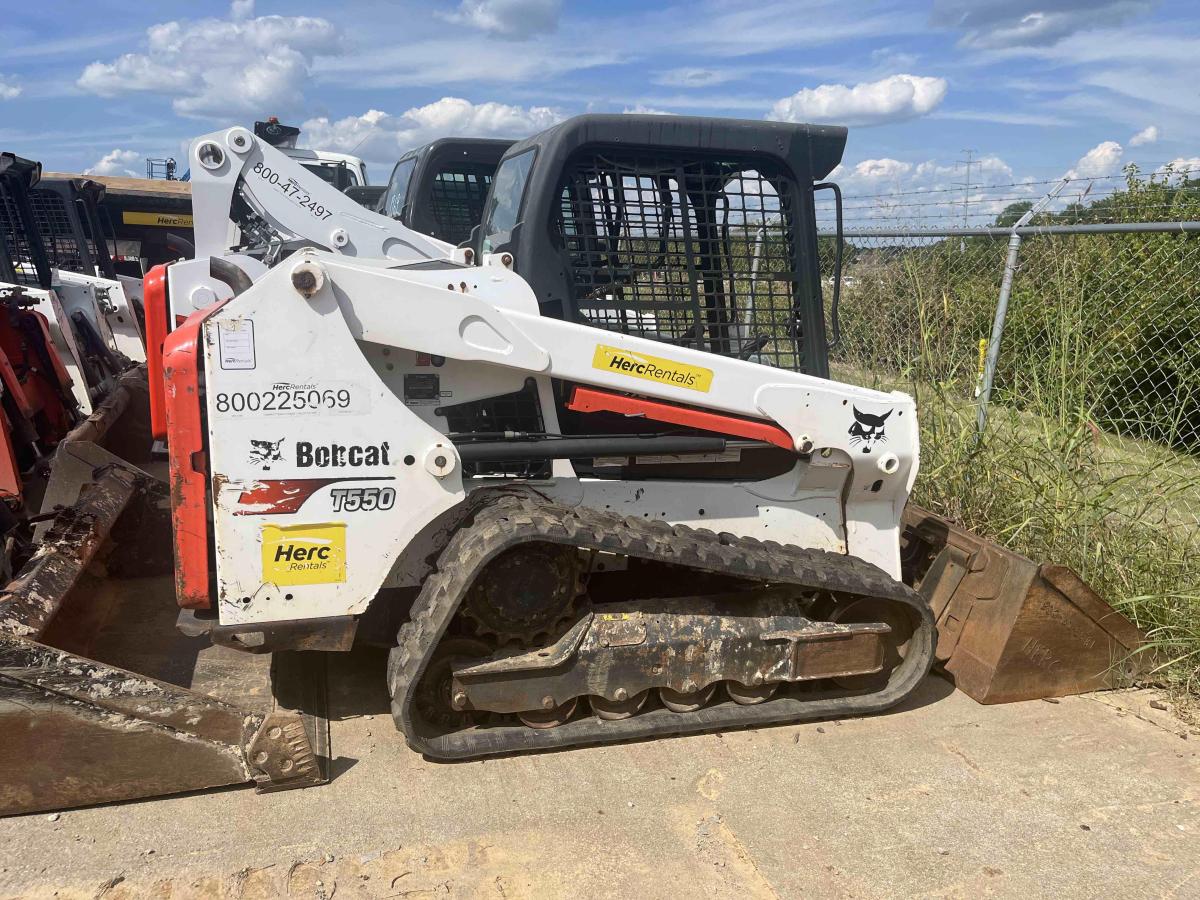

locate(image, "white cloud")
[[1156, 157, 1200, 181], [230, 0, 255, 20], [301, 98, 561, 166], [768, 74, 947, 127], [77, 2, 340, 118], [442, 0, 561, 38], [819, 153, 1029, 229], [935, 109, 1071, 127], [0, 76, 21, 100], [622, 104, 676, 116], [652, 68, 733, 88], [932, 0, 1154, 49], [1128, 125, 1159, 147], [912, 155, 1015, 183], [84, 148, 140, 177], [853, 158, 912, 180], [1066, 140, 1123, 179]]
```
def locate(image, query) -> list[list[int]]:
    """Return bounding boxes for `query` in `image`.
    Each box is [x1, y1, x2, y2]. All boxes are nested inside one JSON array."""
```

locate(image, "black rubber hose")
[[165, 232, 195, 259], [455, 435, 733, 463], [209, 256, 253, 296]]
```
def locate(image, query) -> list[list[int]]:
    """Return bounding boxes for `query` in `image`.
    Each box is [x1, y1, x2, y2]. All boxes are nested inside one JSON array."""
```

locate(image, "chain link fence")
[[815, 167, 1200, 689]]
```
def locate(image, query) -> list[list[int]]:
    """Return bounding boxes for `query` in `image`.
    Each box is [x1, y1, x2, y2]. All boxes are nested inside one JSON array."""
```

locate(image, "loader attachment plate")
[[900, 504, 1145, 703]]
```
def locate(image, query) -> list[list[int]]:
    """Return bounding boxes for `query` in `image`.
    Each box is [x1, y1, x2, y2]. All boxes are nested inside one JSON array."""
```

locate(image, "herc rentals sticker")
[[261, 523, 347, 586], [592, 344, 713, 393]]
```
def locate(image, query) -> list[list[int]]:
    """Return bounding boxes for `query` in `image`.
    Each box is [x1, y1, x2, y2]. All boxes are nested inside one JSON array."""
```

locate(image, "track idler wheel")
[[414, 638, 491, 735], [517, 697, 579, 729], [589, 689, 649, 720], [659, 684, 717, 713], [725, 681, 778, 705]]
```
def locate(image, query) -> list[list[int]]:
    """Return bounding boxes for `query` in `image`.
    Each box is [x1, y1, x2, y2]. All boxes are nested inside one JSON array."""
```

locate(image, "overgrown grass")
[[830, 225, 1200, 695]]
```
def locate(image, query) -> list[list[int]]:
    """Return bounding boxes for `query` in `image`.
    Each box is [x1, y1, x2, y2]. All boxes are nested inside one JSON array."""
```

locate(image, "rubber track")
[[387, 492, 936, 759]]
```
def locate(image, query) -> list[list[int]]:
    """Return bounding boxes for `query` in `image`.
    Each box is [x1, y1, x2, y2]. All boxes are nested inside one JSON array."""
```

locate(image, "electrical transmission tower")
[[954, 148, 978, 249]]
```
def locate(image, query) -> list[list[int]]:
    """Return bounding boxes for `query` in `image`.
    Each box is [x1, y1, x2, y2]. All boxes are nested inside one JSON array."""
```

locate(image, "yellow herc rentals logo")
[[591, 344, 713, 393], [261, 523, 347, 586], [121, 211, 194, 228]]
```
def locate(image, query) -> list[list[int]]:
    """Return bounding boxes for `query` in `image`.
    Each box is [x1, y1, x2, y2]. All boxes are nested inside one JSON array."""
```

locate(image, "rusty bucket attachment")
[[900, 504, 1145, 704], [1, 366, 328, 817]]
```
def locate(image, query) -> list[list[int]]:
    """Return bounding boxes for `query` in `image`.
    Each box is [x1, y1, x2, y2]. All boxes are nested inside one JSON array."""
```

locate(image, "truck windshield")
[[481, 149, 535, 253], [302, 162, 359, 189]]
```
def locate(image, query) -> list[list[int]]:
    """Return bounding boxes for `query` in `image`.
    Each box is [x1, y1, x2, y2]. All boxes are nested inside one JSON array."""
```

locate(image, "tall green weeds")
[[827, 190, 1200, 693]]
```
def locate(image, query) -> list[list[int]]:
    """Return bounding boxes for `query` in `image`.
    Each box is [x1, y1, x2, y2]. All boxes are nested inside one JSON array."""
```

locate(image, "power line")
[[835, 168, 1199, 202], [955, 149, 978, 233]]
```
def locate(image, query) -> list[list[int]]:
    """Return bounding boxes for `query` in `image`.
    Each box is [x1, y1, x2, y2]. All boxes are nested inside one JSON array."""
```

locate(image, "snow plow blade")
[[900, 504, 1145, 703], [0, 367, 328, 817]]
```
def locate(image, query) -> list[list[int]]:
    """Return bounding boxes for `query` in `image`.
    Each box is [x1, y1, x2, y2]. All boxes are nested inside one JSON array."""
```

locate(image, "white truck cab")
[[254, 117, 369, 190]]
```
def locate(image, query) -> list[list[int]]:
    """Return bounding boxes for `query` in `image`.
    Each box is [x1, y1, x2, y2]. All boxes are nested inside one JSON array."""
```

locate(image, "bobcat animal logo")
[[249, 438, 285, 470], [848, 407, 893, 454]]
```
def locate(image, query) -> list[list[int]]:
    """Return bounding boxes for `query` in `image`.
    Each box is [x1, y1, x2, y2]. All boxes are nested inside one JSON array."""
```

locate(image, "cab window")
[[482, 149, 535, 252], [384, 158, 418, 219]]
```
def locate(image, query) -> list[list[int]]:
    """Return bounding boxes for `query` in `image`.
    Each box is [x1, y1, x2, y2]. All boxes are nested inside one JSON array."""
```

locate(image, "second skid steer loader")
[[379, 137, 513, 246]]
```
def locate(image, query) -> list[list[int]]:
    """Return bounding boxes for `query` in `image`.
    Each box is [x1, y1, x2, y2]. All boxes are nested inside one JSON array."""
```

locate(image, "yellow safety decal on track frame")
[[122, 211, 194, 228], [262, 523, 346, 586], [592, 344, 713, 393]]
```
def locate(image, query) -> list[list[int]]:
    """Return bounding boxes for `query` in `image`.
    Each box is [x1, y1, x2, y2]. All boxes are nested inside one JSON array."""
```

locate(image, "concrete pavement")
[[1, 650, 1197, 899]]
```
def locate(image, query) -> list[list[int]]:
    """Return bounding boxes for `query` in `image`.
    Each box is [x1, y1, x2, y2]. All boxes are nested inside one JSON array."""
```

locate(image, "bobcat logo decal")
[[249, 438, 285, 470], [848, 407, 892, 454]]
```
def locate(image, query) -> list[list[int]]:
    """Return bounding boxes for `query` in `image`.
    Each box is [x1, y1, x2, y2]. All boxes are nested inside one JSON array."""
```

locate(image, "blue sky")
[[1, 0, 1197, 202]]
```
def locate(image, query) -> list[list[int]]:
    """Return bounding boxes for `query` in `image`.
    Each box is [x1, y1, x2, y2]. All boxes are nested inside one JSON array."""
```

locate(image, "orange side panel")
[[0, 321, 39, 420], [30, 311, 74, 392], [143, 263, 172, 441], [163, 299, 228, 610], [566, 386, 796, 451], [0, 411, 22, 503]]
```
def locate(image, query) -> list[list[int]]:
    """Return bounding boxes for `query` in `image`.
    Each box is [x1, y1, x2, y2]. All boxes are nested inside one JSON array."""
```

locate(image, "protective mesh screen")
[[429, 165, 494, 245], [76, 200, 113, 273], [555, 152, 811, 371], [29, 189, 87, 274], [0, 184, 44, 287]]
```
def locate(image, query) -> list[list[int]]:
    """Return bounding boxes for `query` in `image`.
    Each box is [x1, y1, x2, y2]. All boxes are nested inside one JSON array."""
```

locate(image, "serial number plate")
[[212, 381, 369, 417]]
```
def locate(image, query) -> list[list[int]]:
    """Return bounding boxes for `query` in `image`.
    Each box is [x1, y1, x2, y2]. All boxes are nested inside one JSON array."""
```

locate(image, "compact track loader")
[[379, 137, 513, 245], [0, 114, 1145, 816]]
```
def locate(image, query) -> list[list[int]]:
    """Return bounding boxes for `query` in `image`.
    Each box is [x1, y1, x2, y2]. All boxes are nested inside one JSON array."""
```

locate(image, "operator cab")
[[474, 113, 846, 379], [380, 138, 513, 246], [458, 114, 848, 481]]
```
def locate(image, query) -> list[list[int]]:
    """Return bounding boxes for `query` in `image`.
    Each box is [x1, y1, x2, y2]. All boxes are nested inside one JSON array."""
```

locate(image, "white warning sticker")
[[218, 320, 256, 370]]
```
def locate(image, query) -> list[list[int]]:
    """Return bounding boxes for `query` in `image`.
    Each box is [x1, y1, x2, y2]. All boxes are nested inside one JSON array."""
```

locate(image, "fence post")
[[975, 178, 1072, 438]]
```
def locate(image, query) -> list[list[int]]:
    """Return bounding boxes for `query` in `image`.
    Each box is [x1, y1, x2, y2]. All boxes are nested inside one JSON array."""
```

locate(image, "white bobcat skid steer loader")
[[161, 115, 937, 761]]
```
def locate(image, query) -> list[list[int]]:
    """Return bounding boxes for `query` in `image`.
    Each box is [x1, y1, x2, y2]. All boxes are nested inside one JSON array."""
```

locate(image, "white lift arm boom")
[[188, 127, 454, 263]]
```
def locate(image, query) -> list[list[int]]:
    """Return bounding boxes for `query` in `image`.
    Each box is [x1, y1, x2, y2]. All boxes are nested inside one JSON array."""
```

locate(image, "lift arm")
[[188, 127, 455, 263]]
